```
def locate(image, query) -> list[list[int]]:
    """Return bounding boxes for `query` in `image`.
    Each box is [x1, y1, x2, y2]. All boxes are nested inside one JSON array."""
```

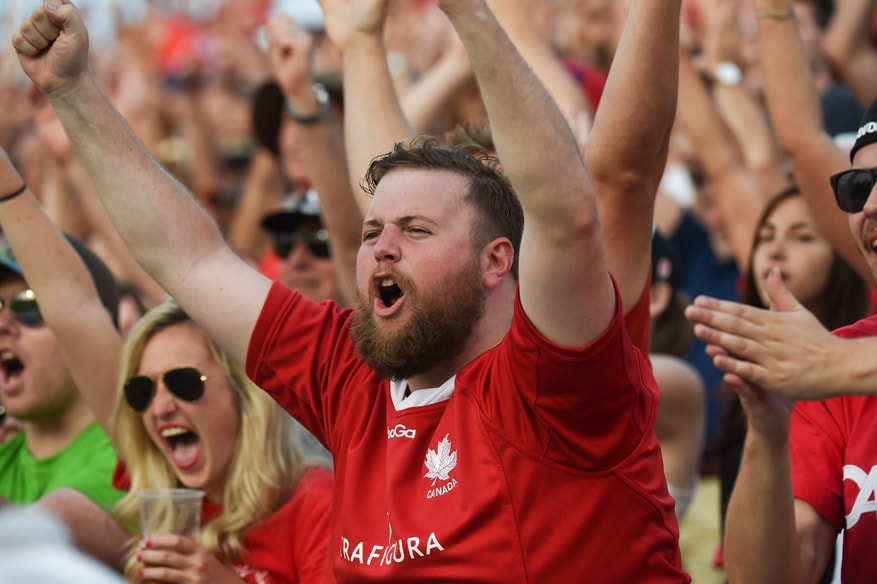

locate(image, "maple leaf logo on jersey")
[[424, 434, 457, 485]]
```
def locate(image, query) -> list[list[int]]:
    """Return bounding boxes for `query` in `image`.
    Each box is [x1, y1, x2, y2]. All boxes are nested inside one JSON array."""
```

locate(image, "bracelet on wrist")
[[754, 6, 795, 20], [284, 83, 330, 126], [0, 183, 27, 203]]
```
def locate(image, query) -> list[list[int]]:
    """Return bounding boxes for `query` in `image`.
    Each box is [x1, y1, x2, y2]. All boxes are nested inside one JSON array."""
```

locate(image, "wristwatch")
[[713, 62, 743, 87], [284, 83, 330, 125]]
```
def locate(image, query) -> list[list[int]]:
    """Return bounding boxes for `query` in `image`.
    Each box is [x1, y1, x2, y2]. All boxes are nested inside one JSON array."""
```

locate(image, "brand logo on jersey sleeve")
[[424, 433, 458, 499]]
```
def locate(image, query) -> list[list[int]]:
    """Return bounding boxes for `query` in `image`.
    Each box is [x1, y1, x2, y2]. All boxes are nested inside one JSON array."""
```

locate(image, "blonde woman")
[[111, 301, 333, 583]]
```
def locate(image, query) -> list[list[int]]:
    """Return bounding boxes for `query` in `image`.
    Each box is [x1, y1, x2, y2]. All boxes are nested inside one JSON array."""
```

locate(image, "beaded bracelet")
[[755, 6, 795, 19], [0, 183, 27, 203]]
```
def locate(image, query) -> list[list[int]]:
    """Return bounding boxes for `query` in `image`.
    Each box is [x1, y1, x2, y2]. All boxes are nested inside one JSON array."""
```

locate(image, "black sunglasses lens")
[[5, 291, 43, 328], [836, 170, 875, 213], [124, 376, 155, 412], [308, 240, 331, 259], [164, 367, 206, 402], [274, 241, 294, 259]]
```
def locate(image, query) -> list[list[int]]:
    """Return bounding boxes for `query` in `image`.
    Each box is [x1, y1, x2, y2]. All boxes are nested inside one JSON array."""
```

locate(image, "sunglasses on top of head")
[[124, 367, 207, 412], [829, 167, 877, 214], [273, 229, 330, 260], [0, 289, 43, 328]]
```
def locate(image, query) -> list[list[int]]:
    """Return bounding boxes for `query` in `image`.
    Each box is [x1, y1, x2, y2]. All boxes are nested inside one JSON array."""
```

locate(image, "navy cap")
[[849, 98, 877, 163], [260, 189, 323, 234]]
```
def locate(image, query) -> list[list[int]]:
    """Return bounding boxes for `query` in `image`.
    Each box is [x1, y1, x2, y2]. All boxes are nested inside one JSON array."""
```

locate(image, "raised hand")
[[316, 0, 390, 54], [138, 534, 244, 583], [12, 1, 91, 96], [686, 268, 848, 400], [266, 13, 315, 97]]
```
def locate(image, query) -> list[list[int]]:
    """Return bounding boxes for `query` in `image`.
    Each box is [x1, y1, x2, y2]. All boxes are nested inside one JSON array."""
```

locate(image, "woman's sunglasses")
[[273, 228, 330, 260], [124, 367, 206, 412], [0, 289, 43, 328], [829, 167, 877, 213]]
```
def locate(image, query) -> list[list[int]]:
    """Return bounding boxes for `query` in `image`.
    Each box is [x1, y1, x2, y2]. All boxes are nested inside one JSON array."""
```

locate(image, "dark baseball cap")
[[261, 189, 323, 234]]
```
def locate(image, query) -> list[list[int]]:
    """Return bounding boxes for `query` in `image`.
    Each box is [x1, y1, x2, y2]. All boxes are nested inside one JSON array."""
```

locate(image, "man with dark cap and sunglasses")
[[685, 97, 877, 584], [0, 235, 123, 514], [260, 189, 343, 305]]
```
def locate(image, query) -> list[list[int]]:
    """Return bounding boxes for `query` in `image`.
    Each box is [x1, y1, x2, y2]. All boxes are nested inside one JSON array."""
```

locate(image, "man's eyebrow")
[[363, 215, 438, 228]]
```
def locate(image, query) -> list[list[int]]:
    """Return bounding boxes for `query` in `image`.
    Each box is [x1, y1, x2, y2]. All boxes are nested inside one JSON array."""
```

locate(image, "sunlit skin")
[[357, 168, 478, 332], [848, 146, 877, 278], [0, 277, 78, 423], [355, 168, 512, 389], [751, 195, 834, 312], [138, 323, 240, 504]]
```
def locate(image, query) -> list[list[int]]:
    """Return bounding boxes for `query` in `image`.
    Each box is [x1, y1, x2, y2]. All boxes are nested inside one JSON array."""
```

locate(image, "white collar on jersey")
[[390, 376, 456, 411]]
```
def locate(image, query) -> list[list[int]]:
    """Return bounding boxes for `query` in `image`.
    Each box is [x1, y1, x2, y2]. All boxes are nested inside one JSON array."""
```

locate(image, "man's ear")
[[481, 238, 515, 290]]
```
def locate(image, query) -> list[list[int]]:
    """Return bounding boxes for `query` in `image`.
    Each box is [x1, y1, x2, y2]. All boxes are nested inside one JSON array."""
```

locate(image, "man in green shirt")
[[0, 237, 122, 512]]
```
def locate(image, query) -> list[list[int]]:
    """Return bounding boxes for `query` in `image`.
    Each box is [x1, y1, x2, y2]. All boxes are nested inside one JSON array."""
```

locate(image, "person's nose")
[[283, 240, 312, 267], [0, 304, 18, 336], [766, 238, 786, 261], [148, 380, 178, 417], [372, 227, 401, 263]]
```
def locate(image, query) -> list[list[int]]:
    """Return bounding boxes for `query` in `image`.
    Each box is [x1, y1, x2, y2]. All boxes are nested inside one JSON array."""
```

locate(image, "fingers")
[[13, 7, 58, 56], [764, 267, 802, 313]]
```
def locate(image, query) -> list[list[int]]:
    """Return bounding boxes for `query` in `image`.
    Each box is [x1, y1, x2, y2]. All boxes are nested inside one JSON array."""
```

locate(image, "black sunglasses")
[[0, 289, 43, 328], [273, 229, 330, 260], [124, 367, 206, 412], [829, 167, 877, 213]]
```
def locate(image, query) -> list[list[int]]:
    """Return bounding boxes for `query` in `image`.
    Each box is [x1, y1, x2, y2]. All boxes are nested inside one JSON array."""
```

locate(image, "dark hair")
[[363, 135, 524, 278], [650, 233, 692, 357], [739, 187, 871, 327]]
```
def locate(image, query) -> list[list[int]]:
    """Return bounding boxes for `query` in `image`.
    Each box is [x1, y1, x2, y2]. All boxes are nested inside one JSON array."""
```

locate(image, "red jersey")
[[248, 281, 687, 582], [791, 314, 877, 584]]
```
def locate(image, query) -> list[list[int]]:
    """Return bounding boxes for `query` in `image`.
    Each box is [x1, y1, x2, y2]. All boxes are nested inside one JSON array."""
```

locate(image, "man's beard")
[[350, 255, 486, 381]]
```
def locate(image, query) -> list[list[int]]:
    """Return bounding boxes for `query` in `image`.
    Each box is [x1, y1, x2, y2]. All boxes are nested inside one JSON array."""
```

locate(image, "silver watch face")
[[714, 62, 742, 86]]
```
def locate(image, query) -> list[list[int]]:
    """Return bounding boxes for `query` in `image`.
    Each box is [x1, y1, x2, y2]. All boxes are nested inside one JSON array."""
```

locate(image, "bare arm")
[[226, 148, 285, 263], [724, 401, 835, 584], [0, 149, 120, 434], [703, 0, 789, 196], [754, 0, 875, 284], [584, 0, 682, 313], [822, 0, 877, 107], [486, 0, 591, 124], [319, 0, 412, 217], [14, 2, 270, 364], [400, 36, 475, 134], [267, 13, 362, 308], [439, 0, 613, 346], [677, 50, 769, 271]]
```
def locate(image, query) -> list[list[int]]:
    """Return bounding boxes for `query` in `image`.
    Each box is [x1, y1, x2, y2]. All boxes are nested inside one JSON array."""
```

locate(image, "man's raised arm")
[[437, 0, 614, 347], [12, 1, 270, 363]]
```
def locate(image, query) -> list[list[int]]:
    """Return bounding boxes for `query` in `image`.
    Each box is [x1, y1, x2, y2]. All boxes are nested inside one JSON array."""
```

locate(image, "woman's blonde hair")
[[110, 299, 304, 567]]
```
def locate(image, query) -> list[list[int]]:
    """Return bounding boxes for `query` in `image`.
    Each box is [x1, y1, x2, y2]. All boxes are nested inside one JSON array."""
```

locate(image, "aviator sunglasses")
[[0, 289, 43, 328], [124, 367, 207, 412], [273, 228, 330, 260], [829, 167, 877, 213]]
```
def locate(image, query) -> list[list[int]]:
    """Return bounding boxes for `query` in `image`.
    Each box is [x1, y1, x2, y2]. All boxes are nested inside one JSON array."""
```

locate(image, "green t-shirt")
[[0, 421, 123, 511]]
